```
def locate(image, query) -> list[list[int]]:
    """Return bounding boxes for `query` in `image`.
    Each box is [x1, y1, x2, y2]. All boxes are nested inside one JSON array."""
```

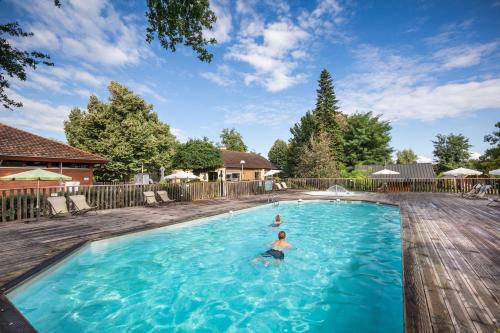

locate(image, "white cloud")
[[340, 45, 500, 121], [227, 21, 309, 91], [200, 65, 236, 86], [469, 152, 482, 160], [0, 91, 72, 134], [11, 0, 151, 67], [128, 82, 168, 103], [435, 42, 498, 69], [205, 0, 232, 44], [417, 155, 433, 163]]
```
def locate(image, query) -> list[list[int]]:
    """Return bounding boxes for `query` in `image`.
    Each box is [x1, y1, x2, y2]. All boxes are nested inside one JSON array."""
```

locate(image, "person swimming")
[[252, 231, 293, 265], [269, 214, 282, 227]]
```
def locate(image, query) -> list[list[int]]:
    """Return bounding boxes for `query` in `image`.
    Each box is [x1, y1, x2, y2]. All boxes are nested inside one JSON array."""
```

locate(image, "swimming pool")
[[8, 200, 403, 333]]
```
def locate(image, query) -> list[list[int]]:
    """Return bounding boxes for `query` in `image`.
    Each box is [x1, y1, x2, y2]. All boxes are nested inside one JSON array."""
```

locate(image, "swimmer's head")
[[278, 231, 286, 240], [275, 214, 281, 222]]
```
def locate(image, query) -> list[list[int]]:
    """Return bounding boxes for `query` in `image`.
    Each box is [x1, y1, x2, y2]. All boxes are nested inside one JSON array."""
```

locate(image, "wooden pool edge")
[[1, 196, 415, 333]]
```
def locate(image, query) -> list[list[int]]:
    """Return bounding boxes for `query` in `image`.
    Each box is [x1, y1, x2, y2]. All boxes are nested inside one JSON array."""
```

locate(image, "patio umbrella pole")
[[36, 178, 40, 221]]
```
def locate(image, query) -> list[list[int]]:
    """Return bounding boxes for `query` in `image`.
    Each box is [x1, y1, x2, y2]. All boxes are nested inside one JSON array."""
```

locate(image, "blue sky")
[[1, 0, 499, 162]]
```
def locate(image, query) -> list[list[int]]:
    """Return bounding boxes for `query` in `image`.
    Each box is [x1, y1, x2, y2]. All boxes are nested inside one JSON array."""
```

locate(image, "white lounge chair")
[[462, 183, 482, 198], [69, 195, 97, 215], [47, 196, 69, 218], [281, 182, 288, 190], [274, 183, 283, 191], [144, 191, 159, 207], [467, 185, 491, 200], [156, 190, 175, 205]]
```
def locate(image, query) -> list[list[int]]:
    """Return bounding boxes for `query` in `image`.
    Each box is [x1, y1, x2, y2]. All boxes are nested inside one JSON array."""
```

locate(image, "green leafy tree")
[[0, 23, 53, 109], [287, 111, 318, 176], [344, 112, 393, 169], [474, 121, 500, 172], [2, 0, 217, 110], [396, 149, 418, 164], [64, 82, 177, 181], [173, 138, 223, 174], [432, 133, 471, 173], [268, 139, 288, 172], [220, 128, 247, 152], [313, 69, 345, 164], [296, 131, 340, 178]]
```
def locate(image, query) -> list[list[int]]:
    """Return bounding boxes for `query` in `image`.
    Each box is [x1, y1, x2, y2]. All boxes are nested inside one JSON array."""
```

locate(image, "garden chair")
[[274, 182, 283, 191], [69, 195, 98, 215], [467, 185, 491, 200], [462, 183, 482, 198], [47, 196, 70, 218], [156, 190, 175, 205], [281, 182, 288, 190], [144, 191, 159, 207]]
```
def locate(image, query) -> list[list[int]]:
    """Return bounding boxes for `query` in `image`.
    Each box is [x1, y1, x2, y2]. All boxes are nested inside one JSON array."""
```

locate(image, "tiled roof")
[[0, 123, 108, 163], [358, 163, 436, 179], [220, 150, 275, 169]]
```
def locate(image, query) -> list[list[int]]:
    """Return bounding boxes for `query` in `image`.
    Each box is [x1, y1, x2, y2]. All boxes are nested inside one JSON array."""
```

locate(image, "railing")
[[1, 178, 498, 223], [0, 180, 267, 223], [285, 178, 500, 195]]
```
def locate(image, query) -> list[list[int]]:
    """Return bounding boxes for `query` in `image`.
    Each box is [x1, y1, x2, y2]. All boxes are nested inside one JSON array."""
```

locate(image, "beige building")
[[201, 149, 275, 181]]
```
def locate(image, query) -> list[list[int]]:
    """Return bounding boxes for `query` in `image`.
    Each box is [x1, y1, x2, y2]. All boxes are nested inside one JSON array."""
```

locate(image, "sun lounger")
[[156, 190, 175, 204], [281, 182, 288, 190], [377, 183, 388, 193], [467, 185, 491, 200], [274, 183, 283, 191], [462, 183, 482, 198], [47, 196, 70, 218], [69, 195, 97, 215], [144, 191, 159, 207]]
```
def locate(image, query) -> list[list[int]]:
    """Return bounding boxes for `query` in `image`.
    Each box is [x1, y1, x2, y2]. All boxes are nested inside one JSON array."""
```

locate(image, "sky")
[[1, 0, 499, 163]]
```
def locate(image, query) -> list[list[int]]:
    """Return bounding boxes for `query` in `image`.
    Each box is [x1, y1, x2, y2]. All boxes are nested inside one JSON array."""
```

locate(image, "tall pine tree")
[[312, 69, 345, 164]]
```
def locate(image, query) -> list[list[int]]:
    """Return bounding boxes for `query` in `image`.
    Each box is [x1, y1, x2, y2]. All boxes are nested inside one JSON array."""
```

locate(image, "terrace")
[[0, 189, 498, 332]]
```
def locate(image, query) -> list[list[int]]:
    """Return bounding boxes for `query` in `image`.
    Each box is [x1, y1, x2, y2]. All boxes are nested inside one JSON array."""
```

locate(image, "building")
[[202, 149, 276, 181], [0, 123, 108, 189], [358, 163, 436, 179]]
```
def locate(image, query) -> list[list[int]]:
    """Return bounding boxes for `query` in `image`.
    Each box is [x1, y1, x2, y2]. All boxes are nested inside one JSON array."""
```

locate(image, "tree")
[[287, 111, 318, 176], [432, 133, 471, 173], [296, 131, 340, 178], [2, 0, 217, 110], [343, 112, 393, 169], [220, 128, 247, 152], [396, 149, 418, 164], [0, 23, 53, 109], [173, 138, 223, 174], [312, 69, 345, 163], [64, 82, 177, 181], [268, 139, 288, 172], [475, 121, 500, 172]]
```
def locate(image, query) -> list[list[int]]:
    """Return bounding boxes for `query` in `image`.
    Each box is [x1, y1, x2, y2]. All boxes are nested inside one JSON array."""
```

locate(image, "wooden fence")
[[1, 178, 499, 223], [0, 180, 267, 223], [285, 178, 500, 195]]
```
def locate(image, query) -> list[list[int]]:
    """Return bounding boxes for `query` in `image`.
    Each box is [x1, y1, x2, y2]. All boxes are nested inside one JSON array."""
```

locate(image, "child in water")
[[252, 231, 293, 266], [269, 214, 282, 227]]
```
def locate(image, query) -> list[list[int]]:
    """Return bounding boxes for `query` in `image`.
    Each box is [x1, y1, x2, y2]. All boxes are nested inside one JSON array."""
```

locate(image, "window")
[[62, 163, 90, 168], [225, 173, 240, 181], [0, 160, 48, 167]]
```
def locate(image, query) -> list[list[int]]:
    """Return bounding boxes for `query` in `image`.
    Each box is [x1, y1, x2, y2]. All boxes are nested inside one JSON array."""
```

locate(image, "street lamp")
[[240, 160, 246, 181]]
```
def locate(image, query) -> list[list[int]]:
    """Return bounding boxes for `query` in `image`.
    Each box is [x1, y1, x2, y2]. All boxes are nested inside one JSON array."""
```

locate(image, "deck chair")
[[274, 182, 283, 191], [156, 190, 175, 205], [462, 183, 482, 198], [47, 196, 70, 218], [377, 183, 388, 193], [69, 195, 97, 215], [468, 185, 491, 200], [144, 191, 159, 207], [280, 182, 288, 190]]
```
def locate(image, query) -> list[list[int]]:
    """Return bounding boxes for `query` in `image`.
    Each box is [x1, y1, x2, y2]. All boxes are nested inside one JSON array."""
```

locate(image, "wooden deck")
[[0, 192, 499, 332]]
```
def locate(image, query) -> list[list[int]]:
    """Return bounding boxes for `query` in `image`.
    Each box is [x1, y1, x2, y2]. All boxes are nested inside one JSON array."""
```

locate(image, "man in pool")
[[269, 214, 282, 227], [252, 231, 293, 266]]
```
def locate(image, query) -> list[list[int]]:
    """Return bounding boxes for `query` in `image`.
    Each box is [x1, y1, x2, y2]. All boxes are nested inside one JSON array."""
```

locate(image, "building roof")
[[358, 163, 436, 179], [0, 123, 108, 164], [220, 150, 275, 169]]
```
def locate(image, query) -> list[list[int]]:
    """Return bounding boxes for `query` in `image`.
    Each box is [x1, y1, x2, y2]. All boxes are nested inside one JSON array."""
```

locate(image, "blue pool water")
[[9, 201, 403, 333]]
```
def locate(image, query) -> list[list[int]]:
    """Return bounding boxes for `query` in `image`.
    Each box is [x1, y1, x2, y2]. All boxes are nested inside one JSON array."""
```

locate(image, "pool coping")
[[0, 196, 404, 333]]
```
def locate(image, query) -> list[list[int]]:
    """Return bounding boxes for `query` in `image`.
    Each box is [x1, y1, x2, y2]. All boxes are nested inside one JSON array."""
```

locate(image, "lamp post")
[[240, 160, 245, 181]]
